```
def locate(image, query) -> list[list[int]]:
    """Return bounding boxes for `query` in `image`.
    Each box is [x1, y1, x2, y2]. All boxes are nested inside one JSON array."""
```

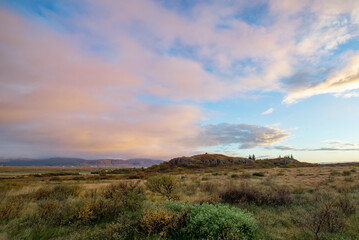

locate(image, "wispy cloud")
[[270, 140, 359, 151], [262, 108, 274, 115], [335, 91, 359, 98], [283, 53, 359, 104]]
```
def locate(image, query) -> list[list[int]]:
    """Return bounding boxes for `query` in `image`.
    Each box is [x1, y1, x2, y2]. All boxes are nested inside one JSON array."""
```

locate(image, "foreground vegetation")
[[0, 161, 358, 239]]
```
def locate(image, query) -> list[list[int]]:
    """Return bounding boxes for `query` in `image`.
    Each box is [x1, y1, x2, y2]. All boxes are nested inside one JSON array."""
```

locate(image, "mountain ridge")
[[0, 157, 163, 167]]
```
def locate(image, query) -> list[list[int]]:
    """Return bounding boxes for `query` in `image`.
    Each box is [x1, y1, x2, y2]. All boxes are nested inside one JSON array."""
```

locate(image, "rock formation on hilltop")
[[169, 154, 255, 167]]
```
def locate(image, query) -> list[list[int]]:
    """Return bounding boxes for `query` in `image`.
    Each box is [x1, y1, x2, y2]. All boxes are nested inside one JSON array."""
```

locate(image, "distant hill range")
[[0, 157, 163, 168], [0, 153, 317, 169]]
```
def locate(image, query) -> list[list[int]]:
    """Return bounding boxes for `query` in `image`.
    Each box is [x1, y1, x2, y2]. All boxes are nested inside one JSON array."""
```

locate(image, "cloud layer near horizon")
[[1, 0, 359, 158]]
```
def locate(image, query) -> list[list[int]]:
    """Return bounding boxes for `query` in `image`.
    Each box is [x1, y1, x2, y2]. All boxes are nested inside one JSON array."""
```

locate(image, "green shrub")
[[186, 203, 257, 239], [252, 172, 265, 177], [342, 171, 351, 176], [163, 201, 191, 213], [146, 175, 179, 200]]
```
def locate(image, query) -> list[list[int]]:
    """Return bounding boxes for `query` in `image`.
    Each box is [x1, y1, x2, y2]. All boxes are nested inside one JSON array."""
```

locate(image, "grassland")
[[0, 162, 358, 240]]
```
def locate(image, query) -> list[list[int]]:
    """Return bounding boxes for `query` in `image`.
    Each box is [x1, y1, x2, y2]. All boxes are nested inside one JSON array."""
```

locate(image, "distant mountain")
[[0, 157, 163, 167]]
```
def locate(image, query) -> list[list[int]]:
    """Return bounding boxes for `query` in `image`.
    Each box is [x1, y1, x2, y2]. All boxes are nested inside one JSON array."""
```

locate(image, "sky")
[[1, 0, 359, 162]]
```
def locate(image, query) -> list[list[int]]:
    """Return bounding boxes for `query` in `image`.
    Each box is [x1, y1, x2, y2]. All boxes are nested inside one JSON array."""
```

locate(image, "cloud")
[[0, 8, 205, 159], [199, 123, 290, 149], [1, 0, 359, 158], [273, 146, 359, 151], [0, 9, 291, 158], [271, 140, 359, 151], [283, 53, 359, 103], [262, 108, 274, 115], [335, 91, 359, 98]]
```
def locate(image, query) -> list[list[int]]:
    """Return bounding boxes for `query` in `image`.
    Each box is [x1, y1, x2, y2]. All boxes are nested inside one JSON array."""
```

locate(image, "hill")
[[169, 154, 255, 167], [146, 153, 314, 172], [0, 157, 163, 168]]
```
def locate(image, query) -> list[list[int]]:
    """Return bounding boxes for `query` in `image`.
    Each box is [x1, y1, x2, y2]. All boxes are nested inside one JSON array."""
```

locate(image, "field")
[[1, 164, 359, 240]]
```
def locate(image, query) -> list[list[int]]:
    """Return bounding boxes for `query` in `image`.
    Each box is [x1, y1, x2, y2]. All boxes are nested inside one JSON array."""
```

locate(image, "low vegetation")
[[0, 154, 358, 239]]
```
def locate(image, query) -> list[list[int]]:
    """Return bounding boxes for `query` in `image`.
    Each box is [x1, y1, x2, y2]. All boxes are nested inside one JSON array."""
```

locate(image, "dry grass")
[[0, 164, 358, 239]]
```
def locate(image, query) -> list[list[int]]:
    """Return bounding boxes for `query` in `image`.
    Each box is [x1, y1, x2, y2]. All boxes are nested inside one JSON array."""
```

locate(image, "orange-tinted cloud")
[[1, 0, 358, 158]]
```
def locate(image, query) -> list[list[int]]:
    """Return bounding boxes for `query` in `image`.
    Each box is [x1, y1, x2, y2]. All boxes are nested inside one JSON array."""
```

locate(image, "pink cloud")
[[0, 8, 205, 158], [1, 0, 358, 158]]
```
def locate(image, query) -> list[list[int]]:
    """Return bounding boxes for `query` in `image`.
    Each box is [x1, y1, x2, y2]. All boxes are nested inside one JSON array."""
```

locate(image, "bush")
[[344, 177, 354, 182], [219, 183, 292, 206], [183, 182, 198, 196], [141, 208, 175, 236], [252, 172, 265, 177], [186, 203, 257, 239], [146, 175, 179, 200], [140, 202, 190, 238], [342, 171, 351, 176], [0, 182, 25, 190], [37, 200, 59, 222], [297, 192, 346, 239], [219, 183, 261, 205], [335, 193, 356, 216], [0, 199, 23, 221], [231, 174, 239, 179], [88, 212, 144, 240], [264, 185, 292, 206], [199, 182, 219, 194], [33, 184, 80, 200], [76, 201, 95, 224], [240, 172, 251, 179], [32, 181, 146, 226], [330, 170, 340, 176], [91, 181, 146, 221]]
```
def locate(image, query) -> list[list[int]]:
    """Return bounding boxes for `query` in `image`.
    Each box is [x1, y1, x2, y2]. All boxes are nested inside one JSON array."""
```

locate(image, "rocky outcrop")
[[168, 154, 255, 167]]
